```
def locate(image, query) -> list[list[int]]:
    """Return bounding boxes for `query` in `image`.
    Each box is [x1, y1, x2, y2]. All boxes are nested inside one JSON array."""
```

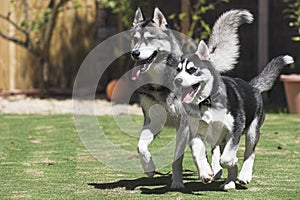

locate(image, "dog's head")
[[175, 40, 215, 105], [130, 7, 172, 80]]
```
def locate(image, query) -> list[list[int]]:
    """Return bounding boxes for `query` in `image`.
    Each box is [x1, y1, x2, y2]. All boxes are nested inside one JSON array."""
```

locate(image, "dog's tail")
[[208, 9, 253, 73], [249, 55, 294, 93]]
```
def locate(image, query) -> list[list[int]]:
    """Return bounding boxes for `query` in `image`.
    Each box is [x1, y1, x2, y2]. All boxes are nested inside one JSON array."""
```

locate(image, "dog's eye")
[[186, 67, 197, 74], [132, 37, 139, 44]]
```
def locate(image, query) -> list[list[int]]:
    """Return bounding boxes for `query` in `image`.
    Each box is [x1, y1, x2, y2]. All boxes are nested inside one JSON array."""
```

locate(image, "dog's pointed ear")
[[133, 7, 144, 26], [153, 7, 168, 28], [196, 40, 210, 61]]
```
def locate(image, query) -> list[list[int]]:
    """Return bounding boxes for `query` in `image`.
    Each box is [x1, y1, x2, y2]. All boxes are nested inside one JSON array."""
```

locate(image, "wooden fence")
[[0, 0, 97, 92], [0, 0, 299, 108]]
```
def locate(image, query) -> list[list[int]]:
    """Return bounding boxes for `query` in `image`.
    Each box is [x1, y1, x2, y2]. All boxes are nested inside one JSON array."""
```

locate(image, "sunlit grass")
[[0, 114, 299, 199]]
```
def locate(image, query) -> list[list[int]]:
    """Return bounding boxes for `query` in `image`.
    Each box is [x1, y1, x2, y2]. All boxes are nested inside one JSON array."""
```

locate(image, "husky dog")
[[172, 40, 294, 189], [131, 7, 253, 188]]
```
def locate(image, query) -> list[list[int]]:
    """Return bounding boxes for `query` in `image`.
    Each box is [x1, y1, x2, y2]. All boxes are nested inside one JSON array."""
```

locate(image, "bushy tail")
[[208, 9, 253, 73], [250, 55, 294, 93]]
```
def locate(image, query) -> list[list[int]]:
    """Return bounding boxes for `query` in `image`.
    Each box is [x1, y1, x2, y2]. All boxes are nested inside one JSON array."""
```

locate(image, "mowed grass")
[[0, 114, 299, 199]]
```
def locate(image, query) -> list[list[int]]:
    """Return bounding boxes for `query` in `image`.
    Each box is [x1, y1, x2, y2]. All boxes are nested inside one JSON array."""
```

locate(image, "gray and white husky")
[[172, 40, 294, 189], [130, 7, 253, 188]]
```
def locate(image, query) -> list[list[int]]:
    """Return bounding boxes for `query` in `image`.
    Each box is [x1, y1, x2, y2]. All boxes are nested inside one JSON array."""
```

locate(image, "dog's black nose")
[[174, 78, 183, 87], [131, 50, 140, 60]]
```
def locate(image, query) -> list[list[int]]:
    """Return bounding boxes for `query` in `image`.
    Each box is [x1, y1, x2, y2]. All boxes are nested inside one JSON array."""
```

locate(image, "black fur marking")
[[210, 46, 217, 54], [198, 96, 212, 108], [166, 54, 178, 68], [222, 76, 258, 130], [186, 66, 197, 74], [137, 84, 170, 102]]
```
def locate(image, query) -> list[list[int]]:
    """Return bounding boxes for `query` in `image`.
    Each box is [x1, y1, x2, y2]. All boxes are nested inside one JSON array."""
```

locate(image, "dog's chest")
[[189, 107, 234, 145]]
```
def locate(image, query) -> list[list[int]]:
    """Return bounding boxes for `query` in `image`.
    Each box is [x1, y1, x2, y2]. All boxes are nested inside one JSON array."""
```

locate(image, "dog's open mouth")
[[181, 83, 200, 104], [131, 51, 158, 80]]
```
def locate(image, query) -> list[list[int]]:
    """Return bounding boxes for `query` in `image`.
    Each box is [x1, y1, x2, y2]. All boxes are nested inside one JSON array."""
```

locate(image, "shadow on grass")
[[88, 171, 247, 195]]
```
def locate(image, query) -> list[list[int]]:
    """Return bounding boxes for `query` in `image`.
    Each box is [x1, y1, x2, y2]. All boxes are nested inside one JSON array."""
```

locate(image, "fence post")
[[258, 0, 269, 71]]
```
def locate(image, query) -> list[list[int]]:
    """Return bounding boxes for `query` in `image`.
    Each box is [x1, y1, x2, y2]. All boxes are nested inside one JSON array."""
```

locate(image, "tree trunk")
[[39, 58, 49, 98], [181, 0, 190, 34]]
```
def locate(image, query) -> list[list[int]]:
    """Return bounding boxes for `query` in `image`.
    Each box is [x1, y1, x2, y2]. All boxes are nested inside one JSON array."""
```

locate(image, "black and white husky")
[[172, 40, 294, 189], [130, 7, 253, 188]]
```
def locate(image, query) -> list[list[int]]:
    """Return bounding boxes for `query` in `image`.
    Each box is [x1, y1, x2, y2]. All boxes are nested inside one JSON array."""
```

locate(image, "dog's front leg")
[[187, 118, 213, 183], [137, 128, 156, 177], [170, 119, 189, 189], [190, 137, 213, 183], [137, 102, 167, 177], [211, 145, 222, 180]]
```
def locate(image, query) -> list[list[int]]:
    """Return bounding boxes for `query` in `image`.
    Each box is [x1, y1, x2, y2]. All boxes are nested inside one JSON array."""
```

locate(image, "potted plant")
[[280, 0, 300, 114]]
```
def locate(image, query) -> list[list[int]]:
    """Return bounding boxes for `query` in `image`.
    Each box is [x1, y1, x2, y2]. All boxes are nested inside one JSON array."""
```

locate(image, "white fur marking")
[[144, 32, 155, 39], [240, 10, 254, 23], [283, 55, 294, 65], [190, 137, 213, 183], [177, 62, 183, 70], [138, 129, 156, 173], [136, 46, 156, 60], [133, 32, 141, 39], [186, 62, 195, 70], [238, 153, 255, 184]]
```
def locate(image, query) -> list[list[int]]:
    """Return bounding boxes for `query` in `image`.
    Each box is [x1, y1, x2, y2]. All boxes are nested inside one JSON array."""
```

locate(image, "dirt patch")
[[11, 191, 31, 199], [25, 169, 44, 176], [76, 151, 97, 162], [0, 96, 143, 116], [292, 117, 300, 122], [256, 150, 287, 155], [24, 158, 55, 166]]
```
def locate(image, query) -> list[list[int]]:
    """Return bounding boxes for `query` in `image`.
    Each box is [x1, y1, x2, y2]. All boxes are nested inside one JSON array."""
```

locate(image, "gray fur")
[[208, 9, 253, 73], [250, 55, 294, 92], [172, 40, 293, 189], [130, 8, 255, 189]]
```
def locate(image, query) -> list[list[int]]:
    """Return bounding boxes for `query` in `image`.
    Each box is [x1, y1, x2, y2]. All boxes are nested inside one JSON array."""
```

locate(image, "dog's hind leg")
[[219, 133, 242, 189], [238, 118, 261, 185], [211, 145, 222, 180], [220, 137, 239, 169], [220, 165, 238, 190]]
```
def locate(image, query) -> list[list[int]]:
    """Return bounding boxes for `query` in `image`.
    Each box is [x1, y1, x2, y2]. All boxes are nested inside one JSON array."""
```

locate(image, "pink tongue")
[[182, 87, 195, 104], [182, 93, 193, 104], [131, 66, 141, 81]]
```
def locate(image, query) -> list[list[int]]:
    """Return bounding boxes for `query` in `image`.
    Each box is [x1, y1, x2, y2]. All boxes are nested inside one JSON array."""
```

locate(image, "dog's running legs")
[[170, 118, 189, 189], [190, 137, 213, 183], [222, 165, 238, 190], [220, 136, 241, 189], [211, 145, 222, 180], [137, 128, 156, 177], [137, 103, 166, 177], [238, 118, 261, 185]]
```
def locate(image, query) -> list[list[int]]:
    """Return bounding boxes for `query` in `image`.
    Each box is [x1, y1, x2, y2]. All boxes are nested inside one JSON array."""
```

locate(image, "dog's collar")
[[198, 96, 212, 108]]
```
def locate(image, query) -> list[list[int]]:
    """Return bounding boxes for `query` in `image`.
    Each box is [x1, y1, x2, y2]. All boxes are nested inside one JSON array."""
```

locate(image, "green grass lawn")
[[0, 114, 299, 199]]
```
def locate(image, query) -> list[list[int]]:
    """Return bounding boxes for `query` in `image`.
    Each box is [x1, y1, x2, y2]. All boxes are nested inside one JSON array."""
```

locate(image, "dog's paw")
[[145, 171, 155, 177], [238, 165, 253, 185], [213, 169, 222, 180], [220, 181, 236, 190], [238, 173, 252, 185], [220, 156, 238, 168], [198, 161, 213, 183], [170, 181, 185, 189], [199, 173, 213, 183]]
